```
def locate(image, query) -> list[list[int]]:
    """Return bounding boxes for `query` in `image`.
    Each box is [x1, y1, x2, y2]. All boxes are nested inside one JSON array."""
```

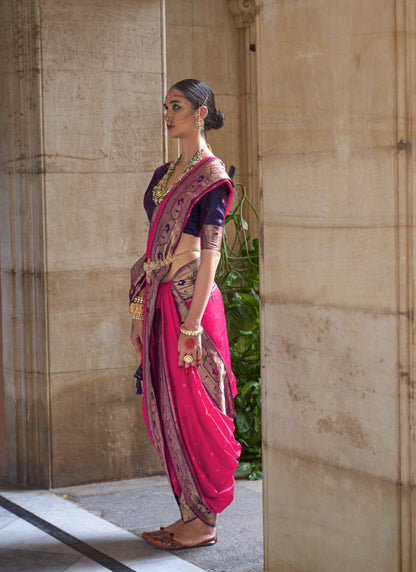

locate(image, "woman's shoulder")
[[153, 161, 172, 177], [203, 155, 232, 178]]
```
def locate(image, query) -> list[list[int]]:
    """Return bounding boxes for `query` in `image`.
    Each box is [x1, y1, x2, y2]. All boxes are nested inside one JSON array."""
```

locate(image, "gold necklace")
[[152, 148, 204, 205]]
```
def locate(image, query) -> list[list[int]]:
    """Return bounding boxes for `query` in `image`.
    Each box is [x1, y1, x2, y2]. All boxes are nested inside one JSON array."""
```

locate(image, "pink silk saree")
[[130, 157, 241, 525]]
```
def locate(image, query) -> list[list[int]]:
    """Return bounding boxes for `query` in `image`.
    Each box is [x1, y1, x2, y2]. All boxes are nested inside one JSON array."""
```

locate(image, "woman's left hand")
[[177, 332, 202, 370]]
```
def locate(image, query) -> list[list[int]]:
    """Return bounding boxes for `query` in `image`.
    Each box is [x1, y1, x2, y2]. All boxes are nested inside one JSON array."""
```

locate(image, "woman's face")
[[163, 88, 197, 138]]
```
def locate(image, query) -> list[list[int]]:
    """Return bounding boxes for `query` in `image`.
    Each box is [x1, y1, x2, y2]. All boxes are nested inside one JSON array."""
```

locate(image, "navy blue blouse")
[[143, 162, 229, 237]]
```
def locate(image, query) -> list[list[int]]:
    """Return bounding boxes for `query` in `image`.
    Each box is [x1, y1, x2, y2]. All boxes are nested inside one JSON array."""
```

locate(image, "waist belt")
[[143, 253, 176, 280]]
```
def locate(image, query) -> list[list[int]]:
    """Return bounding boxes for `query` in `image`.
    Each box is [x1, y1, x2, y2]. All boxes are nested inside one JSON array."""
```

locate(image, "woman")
[[129, 79, 241, 550]]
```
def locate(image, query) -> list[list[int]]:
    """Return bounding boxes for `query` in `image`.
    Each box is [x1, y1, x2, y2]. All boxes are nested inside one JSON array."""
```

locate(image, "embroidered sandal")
[[144, 530, 217, 550], [141, 527, 168, 540]]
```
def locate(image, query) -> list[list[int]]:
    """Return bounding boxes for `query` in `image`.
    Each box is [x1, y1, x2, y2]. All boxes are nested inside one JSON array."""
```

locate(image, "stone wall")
[[43, 0, 165, 488], [0, 0, 164, 487], [258, 0, 416, 570]]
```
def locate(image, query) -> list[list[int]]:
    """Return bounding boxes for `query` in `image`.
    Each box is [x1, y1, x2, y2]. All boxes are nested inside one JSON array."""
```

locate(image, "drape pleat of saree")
[[130, 157, 241, 525]]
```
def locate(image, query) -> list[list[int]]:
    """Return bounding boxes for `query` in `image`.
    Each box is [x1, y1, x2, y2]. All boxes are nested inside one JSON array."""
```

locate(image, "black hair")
[[169, 78, 225, 131]]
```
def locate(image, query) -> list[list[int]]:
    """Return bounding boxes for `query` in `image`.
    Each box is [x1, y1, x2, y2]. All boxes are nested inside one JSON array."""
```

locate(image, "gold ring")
[[183, 354, 194, 364]]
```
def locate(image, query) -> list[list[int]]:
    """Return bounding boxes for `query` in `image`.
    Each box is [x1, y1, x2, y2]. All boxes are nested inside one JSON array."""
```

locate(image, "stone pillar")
[[228, 0, 259, 234], [0, 0, 50, 487], [258, 0, 415, 570], [0, 0, 164, 488]]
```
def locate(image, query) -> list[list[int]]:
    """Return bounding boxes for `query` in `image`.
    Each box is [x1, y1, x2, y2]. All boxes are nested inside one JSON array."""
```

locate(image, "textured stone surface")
[[263, 449, 398, 572], [263, 303, 399, 479], [0, 0, 50, 488], [44, 173, 150, 273], [0, 0, 164, 487], [50, 369, 162, 488], [40, 0, 164, 486], [263, 224, 397, 311], [258, 0, 416, 570], [47, 270, 136, 373]]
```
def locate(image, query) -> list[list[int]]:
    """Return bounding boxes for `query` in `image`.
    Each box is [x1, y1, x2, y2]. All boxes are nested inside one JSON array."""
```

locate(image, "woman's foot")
[[171, 518, 216, 548], [160, 518, 184, 533], [144, 518, 216, 549], [141, 518, 183, 540]]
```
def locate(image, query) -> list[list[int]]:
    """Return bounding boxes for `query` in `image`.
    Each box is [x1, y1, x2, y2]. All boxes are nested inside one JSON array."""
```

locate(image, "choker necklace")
[[152, 148, 204, 205]]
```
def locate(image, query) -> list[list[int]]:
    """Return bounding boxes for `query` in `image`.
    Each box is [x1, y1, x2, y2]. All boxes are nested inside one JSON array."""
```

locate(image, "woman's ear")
[[199, 105, 208, 120]]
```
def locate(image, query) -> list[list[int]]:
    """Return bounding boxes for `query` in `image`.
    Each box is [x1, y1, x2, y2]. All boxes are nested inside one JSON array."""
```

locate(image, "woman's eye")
[[173, 104, 181, 111]]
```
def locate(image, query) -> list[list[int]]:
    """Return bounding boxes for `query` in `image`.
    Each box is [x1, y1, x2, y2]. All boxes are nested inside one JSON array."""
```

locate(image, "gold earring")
[[195, 108, 204, 132]]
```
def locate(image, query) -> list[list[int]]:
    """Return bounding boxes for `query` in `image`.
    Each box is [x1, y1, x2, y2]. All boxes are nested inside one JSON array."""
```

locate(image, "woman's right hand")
[[130, 319, 143, 353]]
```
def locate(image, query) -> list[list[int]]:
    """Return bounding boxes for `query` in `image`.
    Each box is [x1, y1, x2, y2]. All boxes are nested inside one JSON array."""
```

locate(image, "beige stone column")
[[1, 0, 165, 487], [0, 0, 50, 487], [228, 0, 259, 235], [258, 0, 415, 570]]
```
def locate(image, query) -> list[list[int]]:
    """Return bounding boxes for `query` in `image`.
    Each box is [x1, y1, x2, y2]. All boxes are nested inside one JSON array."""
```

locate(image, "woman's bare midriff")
[[162, 233, 201, 282]]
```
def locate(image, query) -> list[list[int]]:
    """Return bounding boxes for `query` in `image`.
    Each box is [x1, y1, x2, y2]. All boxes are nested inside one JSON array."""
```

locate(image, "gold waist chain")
[[143, 250, 200, 280]]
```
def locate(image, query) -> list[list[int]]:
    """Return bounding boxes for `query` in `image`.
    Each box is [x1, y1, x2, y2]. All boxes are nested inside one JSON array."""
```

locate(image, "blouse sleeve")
[[183, 183, 230, 250], [143, 163, 171, 221]]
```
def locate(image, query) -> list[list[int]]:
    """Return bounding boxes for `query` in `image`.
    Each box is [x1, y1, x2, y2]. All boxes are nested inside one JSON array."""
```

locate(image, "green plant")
[[216, 182, 262, 480]]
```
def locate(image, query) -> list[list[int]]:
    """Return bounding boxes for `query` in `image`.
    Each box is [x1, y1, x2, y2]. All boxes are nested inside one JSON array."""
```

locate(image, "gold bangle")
[[129, 301, 144, 315], [130, 313, 144, 320], [180, 324, 203, 336], [129, 294, 144, 320]]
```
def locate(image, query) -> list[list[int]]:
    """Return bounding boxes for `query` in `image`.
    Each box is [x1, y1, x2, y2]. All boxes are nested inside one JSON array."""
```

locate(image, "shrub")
[[216, 182, 262, 480]]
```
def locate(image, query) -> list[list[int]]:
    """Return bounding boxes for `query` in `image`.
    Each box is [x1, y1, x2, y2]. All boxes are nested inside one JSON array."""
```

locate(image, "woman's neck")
[[178, 134, 211, 164]]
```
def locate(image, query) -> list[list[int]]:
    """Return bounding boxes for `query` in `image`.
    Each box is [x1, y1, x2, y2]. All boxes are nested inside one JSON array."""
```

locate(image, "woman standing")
[[130, 79, 241, 550]]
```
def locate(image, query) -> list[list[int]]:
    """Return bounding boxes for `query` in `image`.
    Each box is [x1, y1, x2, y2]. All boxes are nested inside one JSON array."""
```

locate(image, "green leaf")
[[236, 411, 251, 434], [248, 466, 263, 480], [235, 461, 252, 473]]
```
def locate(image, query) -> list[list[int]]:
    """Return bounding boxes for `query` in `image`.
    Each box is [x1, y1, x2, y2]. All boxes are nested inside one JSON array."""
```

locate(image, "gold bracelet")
[[130, 313, 144, 320], [130, 301, 144, 314], [129, 293, 145, 320], [180, 324, 203, 336]]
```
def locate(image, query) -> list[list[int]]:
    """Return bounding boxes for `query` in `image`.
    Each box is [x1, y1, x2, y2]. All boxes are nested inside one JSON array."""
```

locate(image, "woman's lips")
[[166, 124, 174, 130]]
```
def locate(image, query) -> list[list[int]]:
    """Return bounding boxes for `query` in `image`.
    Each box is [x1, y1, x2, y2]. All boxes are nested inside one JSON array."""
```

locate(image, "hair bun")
[[213, 109, 225, 130], [206, 108, 225, 131]]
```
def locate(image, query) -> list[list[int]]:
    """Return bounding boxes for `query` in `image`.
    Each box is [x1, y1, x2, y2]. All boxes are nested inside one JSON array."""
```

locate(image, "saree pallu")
[[130, 157, 241, 525]]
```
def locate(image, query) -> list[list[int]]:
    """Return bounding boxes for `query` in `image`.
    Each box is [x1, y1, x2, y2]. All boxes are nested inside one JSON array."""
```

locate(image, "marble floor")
[[0, 477, 263, 572], [0, 489, 202, 572]]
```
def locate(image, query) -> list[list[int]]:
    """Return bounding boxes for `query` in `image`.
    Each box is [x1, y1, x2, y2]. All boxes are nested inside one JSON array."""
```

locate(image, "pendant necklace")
[[152, 148, 204, 205]]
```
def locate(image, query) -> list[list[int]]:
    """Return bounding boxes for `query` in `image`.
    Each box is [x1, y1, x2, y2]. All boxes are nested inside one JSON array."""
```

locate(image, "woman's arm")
[[177, 248, 220, 368], [177, 183, 230, 368], [130, 287, 145, 352], [131, 318, 143, 353]]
